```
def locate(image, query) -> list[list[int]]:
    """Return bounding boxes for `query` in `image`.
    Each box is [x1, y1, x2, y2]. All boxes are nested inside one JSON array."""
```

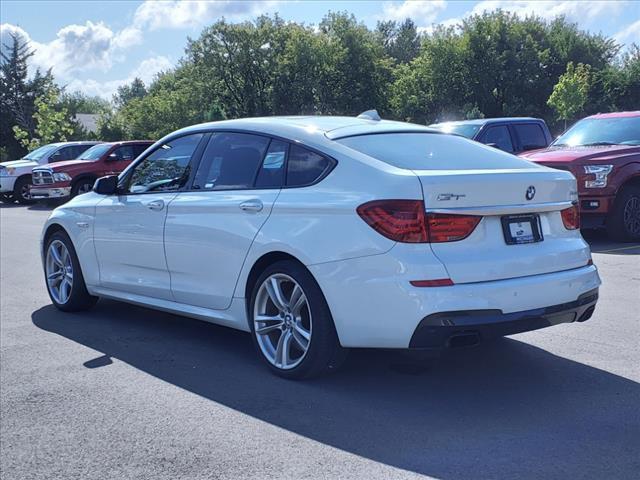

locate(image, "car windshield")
[[429, 123, 481, 139], [78, 144, 111, 160], [23, 144, 58, 161], [553, 117, 640, 146]]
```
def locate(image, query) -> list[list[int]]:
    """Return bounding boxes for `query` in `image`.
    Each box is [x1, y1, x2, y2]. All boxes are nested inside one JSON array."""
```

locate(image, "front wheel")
[[249, 260, 346, 379], [44, 231, 98, 312], [71, 178, 95, 197], [606, 186, 640, 242], [13, 176, 35, 204]]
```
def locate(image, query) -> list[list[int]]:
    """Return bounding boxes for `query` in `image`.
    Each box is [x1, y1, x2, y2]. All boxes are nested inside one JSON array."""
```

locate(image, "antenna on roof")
[[357, 109, 381, 121]]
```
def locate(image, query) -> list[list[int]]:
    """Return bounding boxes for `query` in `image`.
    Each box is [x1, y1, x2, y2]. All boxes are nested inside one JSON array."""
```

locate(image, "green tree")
[[114, 77, 148, 108], [376, 19, 421, 64], [13, 86, 74, 150], [547, 62, 591, 128]]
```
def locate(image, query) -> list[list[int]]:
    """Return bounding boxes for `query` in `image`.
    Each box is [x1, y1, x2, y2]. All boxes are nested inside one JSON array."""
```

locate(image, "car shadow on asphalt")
[[32, 301, 639, 479], [582, 229, 640, 255]]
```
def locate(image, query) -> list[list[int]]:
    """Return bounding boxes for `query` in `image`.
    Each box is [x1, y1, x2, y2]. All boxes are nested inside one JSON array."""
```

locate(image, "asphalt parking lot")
[[1, 204, 639, 480]]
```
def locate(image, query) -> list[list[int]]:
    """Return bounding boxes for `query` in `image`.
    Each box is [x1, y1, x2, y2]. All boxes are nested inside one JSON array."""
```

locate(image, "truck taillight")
[[357, 200, 481, 243], [561, 205, 580, 230]]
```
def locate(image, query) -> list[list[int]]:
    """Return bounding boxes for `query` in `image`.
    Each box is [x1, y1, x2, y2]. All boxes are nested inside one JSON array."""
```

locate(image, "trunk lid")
[[415, 167, 589, 284]]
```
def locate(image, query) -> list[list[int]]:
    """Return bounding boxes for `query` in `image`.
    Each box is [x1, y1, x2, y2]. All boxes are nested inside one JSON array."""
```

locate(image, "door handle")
[[146, 199, 164, 211], [239, 200, 263, 212]]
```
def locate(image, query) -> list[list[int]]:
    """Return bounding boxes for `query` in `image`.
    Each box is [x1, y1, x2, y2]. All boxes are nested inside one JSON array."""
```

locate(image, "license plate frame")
[[501, 214, 543, 245]]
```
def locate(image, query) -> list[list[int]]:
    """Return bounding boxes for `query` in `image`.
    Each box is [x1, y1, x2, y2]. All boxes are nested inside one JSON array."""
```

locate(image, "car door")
[[164, 132, 285, 310], [93, 133, 205, 300]]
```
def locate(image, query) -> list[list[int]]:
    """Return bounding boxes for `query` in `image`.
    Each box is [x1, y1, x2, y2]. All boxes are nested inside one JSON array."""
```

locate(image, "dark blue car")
[[429, 117, 552, 154]]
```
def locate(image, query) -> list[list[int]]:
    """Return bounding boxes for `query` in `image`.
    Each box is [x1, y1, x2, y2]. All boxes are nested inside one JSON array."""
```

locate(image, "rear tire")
[[606, 186, 640, 242], [71, 178, 95, 197], [249, 260, 347, 379], [13, 176, 35, 204], [44, 230, 98, 312]]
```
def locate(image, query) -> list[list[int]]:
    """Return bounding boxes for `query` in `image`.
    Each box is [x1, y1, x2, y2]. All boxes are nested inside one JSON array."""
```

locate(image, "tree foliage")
[[547, 62, 591, 126]]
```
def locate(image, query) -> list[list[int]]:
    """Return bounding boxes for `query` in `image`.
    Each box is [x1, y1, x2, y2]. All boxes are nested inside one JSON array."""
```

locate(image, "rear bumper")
[[30, 186, 71, 199], [409, 288, 598, 349]]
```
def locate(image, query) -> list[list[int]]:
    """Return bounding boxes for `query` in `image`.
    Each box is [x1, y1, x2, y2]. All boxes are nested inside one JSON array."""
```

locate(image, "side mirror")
[[93, 175, 118, 195]]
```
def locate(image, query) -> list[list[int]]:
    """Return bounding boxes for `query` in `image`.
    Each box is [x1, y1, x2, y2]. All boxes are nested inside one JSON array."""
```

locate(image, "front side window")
[[514, 124, 547, 150], [192, 133, 270, 190], [127, 134, 203, 193], [286, 145, 332, 187], [110, 145, 137, 161], [50, 146, 78, 162], [482, 126, 514, 152]]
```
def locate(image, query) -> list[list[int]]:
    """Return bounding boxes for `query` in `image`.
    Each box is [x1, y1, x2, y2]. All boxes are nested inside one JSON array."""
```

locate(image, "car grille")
[[32, 170, 54, 185]]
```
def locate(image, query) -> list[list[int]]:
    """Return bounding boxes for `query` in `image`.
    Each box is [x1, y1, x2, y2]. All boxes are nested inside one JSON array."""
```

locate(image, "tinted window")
[[127, 134, 203, 193], [286, 145, 332, 186], [482, 126, 514, 152], [337, 133, 530, 170], [514, 124, 547, 150], [111, 145, 137, 161], [255, 140, 287, 188], [192, 133, 269, 190], [133, 144, 149, 157], [50, 146, 77, 162]]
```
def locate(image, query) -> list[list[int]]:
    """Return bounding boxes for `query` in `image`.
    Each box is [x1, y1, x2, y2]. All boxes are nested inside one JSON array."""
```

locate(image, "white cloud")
[[470, 1, 628, 24], [132, 0, 280, 30], [614, 19, 640, 46], [65, 55, 174, 99], [381, 0, 447, 25]]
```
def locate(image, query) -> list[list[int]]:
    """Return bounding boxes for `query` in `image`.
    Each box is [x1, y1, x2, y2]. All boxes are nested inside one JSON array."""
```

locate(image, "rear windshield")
[[430, 123, 481, 139], [336, 133, 535, 170]]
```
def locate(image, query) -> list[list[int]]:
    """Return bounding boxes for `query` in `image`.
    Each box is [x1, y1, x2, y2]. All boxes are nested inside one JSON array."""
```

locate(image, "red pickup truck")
[[520, 111, 640, 241], [31, 140, 153, 201]]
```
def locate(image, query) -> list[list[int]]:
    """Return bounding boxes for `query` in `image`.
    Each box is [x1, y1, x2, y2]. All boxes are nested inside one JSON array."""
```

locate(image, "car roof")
[[47, 141, 102, 147], [167, 116, 438, 144], [586, 111, 640, 119], [430, 117, 543, 127]]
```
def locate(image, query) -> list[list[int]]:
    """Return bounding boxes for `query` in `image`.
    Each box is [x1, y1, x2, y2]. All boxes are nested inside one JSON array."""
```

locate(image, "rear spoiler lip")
[[426, 200, 574, 216]]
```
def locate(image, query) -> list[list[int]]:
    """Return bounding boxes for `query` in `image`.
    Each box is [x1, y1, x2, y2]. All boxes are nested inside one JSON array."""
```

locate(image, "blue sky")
[[1, 1, 639, 99]]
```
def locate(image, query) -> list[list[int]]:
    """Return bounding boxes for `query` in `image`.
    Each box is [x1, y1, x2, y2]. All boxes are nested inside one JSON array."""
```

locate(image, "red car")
[[520, 111, 640, 241], [31, 141, 153, 201]]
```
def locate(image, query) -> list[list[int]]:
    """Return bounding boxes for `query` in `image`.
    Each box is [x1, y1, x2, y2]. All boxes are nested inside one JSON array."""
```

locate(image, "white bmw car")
[[41, 114, 601, 378]]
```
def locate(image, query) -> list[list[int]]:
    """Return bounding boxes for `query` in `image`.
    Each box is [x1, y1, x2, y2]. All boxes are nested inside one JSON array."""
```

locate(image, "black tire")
[[0, 193, 15, 203], [248, 260, 347, 379], [44, 230, 98, 312], [606, 185, 640, 242], [71, 178, 95, 197], [13, 176, 35, 204]]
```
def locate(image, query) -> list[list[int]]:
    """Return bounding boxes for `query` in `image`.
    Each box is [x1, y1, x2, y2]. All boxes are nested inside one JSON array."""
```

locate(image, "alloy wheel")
[[46, 240, 73, 304], [20, 183, 32, 200], [623, 196, 640, 235], [78, 182, 93, 194], [253, 273, 312, 370]]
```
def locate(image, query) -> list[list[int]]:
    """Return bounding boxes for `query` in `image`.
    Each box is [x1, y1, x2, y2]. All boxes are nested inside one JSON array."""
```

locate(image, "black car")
[[429, 117, 552, 154]]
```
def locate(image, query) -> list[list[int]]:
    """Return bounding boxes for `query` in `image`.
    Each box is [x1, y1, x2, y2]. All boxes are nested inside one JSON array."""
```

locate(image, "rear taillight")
[[561, 205, 580, 230], [426, 213, 481, 243], [357, 200, 481, 243], [356, 200, 428, 243]]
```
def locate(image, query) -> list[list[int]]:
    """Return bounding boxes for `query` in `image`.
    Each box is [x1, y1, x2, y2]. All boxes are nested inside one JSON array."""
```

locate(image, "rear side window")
[[286, 145, 332, 187], [514, 124, 548, 150], [255, 140, 287, 188], [482, 125, 514, 152], [193, 133, 270, 190]]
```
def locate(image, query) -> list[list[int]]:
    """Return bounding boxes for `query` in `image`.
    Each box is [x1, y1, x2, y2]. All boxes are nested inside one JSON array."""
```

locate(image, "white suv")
[[0, 142, 99, 203], [40, 115, 601, 378]]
